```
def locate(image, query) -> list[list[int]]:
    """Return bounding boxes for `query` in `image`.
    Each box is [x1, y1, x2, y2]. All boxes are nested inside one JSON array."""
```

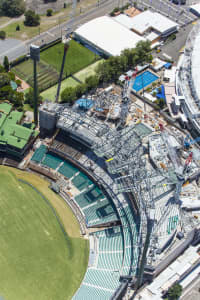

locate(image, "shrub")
[[16, 79, 22, 87], [24, 10, 40, 27], [46, 9, 53, 17], [0, 31, 6, 40]]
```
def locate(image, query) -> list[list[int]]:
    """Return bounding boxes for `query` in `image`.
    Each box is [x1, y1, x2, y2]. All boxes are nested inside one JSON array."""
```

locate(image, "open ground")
[[12, 40, 98, 92], [0, 166, 89, 300]]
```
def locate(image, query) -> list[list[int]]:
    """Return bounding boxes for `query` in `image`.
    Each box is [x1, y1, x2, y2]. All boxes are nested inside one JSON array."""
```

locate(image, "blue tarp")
[[156, 85, 166, 101], [76, 98, 93, 110], [164, 62, 172, 69]]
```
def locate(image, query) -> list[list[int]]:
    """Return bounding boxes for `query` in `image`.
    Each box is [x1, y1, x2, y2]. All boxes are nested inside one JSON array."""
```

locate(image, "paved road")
[[0, 0, 120, 63], [154, 23, 194, 62]]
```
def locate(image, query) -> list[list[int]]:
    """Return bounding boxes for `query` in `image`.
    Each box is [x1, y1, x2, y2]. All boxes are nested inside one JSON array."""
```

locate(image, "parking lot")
[[136, 0, 197, 26]]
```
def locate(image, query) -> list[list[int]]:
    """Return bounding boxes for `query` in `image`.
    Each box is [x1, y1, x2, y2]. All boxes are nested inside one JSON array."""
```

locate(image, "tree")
[[24, 10, 40, 27], [85, 75, 99, 90], [74, 84, 87, 98], [0, 73, 10, 88], [61, 87, 76, 104], [25, 88, 42, 108], [0, 0, 25, 17], [168, 283, 182, 300], [0, 30, 6, 40], [3, 56, 9, 72], [46, 9, 53, 16]]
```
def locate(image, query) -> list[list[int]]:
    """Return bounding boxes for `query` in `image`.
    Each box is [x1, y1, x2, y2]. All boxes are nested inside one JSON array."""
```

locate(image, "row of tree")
[[61, 41, 153, 103], [61, 75, 99, 104]]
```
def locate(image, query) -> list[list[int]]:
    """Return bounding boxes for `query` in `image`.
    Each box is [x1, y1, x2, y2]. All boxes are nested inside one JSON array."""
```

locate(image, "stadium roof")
[[74, 16, 145, 56], [129, 11, 178, 35], [0, 103, 35, 150], [191, 28, 200, 101]]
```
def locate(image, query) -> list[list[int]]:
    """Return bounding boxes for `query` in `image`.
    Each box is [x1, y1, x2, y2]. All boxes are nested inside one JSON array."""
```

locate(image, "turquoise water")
[[133, 71, 158, 92]]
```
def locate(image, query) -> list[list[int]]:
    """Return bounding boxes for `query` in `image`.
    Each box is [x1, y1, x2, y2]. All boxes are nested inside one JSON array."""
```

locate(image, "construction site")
[[30, 70, 200, 299], [0, 0, 199, 299]]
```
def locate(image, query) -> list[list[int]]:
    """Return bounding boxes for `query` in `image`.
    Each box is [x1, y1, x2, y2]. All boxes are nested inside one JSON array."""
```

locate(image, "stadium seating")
[[83, 199, 118, 226], [58, 161, 77, 178], [73, 284, 113, 300], [74, 186, 105, 209], [72, 173, 94, 191], [42, 153, 63, 169], [83, 268, 120, 290], [97, 251, 123, 270], [31, 145, 47, 163]]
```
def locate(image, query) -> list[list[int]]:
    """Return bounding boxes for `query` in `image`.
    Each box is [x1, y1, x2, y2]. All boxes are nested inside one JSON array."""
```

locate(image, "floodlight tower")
[[55, 0, 77, 103], [30, 44, 40, 126]]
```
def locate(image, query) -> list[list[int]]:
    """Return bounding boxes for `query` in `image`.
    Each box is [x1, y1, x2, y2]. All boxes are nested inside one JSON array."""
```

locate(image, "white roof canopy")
[[75, 16, 145, 56]]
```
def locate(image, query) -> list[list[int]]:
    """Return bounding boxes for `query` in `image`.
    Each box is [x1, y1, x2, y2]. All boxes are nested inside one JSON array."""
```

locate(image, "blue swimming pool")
[[133, 71, 159, 92]]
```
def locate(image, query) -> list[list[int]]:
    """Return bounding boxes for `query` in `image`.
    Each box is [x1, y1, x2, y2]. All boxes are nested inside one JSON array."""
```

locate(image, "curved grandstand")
[[27, 99, 200, 299], [176, 21, 200, 134]]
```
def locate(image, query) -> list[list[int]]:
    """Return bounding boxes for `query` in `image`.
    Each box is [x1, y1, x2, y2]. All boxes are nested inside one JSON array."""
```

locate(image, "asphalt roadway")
[[0, 0, 121, 63]]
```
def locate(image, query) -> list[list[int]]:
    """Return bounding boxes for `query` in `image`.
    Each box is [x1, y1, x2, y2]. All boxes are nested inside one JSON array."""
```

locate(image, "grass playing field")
[[0, 166, 89, 300], [12, 40, 98, 92], [40, 40, 98, 76], [40, 60, 103, 101]]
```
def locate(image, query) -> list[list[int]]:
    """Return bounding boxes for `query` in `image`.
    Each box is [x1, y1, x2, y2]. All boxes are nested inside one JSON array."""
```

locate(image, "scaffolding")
[[57, 107, 109, 147]]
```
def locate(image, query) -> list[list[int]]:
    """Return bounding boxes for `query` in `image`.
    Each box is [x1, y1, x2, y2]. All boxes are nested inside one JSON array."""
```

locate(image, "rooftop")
[[0, 103, 35, 150], [74, 16, 145, 56]]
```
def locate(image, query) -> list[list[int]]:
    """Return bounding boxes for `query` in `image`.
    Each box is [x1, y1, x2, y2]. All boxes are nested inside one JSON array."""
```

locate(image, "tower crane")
[[55, 0, 77, 103], [119, 69, 137, 127]]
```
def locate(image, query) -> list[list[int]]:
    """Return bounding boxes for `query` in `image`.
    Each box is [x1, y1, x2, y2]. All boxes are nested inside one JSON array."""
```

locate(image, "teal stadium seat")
[[58, 161, 77, 178], [42, 153, 63, 169], [72, 173, 93, 191], [31, 145, 47, 163]]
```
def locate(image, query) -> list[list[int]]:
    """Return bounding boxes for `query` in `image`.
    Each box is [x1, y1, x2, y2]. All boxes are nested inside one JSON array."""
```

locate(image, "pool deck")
[[133, 69, 160, 93]]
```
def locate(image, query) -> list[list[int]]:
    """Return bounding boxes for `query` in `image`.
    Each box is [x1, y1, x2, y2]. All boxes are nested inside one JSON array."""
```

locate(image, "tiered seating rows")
[[58, 161, 77, 178], [97, 251, 123, 270], [83, 199, 118, 226], [72, 173, 93, 191], [42, 153, 63, 169], [31, 145, 46, 163], [83, 268, 120, 291], [73, 284, 113, 300], [75, 186, 104, 209]]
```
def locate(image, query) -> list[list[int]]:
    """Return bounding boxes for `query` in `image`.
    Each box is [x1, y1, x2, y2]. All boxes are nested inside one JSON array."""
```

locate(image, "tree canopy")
[[0, 0, 25, 17], [168, 283, 182, 300], [24, 10, 40, 27]]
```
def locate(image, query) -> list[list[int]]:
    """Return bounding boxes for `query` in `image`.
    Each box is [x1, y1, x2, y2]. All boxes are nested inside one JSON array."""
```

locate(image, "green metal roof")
[[7, 135, 27, 149], [8, 111, 23, 124], [0, 103, 37, 150], [0, 103, 12, 115]]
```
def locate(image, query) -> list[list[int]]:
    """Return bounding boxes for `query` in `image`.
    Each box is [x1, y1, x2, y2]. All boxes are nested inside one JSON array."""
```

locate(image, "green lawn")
[[40, 60, 103, 101], [40, 40, 99, 76], [12, 40, 99, 93], [41, 76, 78, 101], [0, 166, 89, 300]]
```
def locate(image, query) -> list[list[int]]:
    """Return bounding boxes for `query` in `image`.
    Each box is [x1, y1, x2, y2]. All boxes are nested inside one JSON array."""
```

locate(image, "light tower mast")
[[55, 0, 77, 103], [30, 44, 40, 126]]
